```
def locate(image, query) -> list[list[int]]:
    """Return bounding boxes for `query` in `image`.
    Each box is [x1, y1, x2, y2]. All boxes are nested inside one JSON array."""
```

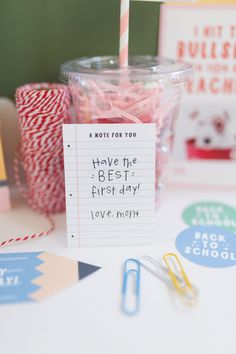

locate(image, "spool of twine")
[[0, 83, 70, 246]]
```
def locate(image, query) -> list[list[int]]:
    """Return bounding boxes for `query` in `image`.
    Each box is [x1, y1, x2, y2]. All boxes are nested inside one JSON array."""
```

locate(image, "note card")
[[63, 124, 156, 247]]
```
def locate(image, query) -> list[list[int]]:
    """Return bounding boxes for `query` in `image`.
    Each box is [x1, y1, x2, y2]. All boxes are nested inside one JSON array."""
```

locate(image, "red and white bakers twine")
[[119, 0, 130, 67], [0, 83, 70, 247]]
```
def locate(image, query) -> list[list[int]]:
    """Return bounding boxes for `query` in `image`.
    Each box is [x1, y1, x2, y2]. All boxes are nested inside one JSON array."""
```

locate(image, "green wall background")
[[0, 0, 160, 98]]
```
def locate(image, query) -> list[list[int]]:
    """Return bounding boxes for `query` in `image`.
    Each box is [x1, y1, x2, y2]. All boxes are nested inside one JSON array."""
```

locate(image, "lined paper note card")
[[63, 124, 156, 247]]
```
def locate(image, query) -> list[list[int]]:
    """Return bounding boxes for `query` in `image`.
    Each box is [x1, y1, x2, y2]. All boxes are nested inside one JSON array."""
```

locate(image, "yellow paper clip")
[[163, 253, 198, 303]]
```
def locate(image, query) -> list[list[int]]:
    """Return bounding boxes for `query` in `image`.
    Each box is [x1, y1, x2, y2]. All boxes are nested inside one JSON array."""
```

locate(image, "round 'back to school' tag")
[[176, 226, 236, 268], [182, 201, 236, 233]]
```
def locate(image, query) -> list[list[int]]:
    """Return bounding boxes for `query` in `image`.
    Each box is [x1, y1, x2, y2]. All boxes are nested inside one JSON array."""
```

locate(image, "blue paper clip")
[[121, 258, 141, 316]]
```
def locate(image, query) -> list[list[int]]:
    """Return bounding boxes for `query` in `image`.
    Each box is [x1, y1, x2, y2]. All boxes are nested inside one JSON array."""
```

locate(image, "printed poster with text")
[[159, 5, 236, 187]]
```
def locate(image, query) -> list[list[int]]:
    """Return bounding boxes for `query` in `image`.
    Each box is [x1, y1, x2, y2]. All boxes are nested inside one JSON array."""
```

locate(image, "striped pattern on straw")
[[119, 0, 130, 67]]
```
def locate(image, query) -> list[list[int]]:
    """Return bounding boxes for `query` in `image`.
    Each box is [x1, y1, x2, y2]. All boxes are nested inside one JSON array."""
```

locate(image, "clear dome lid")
[[60, 56, 192, 85]]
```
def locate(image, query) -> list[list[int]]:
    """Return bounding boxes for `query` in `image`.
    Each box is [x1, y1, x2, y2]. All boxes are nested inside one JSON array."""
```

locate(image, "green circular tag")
[[182, 201, 236, 233]]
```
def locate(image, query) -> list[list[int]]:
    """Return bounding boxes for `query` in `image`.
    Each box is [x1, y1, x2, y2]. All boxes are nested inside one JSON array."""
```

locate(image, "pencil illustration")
[[0, 252, 101, 305]]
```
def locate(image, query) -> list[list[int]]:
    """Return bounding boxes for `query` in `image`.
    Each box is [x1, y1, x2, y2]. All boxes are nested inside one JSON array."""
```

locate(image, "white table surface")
[[0, 186, 235, 354]]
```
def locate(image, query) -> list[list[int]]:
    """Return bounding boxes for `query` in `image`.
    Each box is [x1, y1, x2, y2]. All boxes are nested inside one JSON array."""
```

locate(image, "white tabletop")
[[0, 186, 235, 354]]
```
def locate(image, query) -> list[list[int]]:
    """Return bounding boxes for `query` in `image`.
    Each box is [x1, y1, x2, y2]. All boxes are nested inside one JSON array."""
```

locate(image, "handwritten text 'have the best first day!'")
[[63, 124, 156, 246]]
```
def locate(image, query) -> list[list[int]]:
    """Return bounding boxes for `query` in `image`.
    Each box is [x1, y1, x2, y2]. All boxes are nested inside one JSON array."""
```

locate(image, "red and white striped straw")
[[119, 0, 130, 67]]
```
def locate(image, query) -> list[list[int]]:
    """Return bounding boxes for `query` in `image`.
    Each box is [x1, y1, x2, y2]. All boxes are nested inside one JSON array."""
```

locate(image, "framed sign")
[[159, 4, 236, 188]]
